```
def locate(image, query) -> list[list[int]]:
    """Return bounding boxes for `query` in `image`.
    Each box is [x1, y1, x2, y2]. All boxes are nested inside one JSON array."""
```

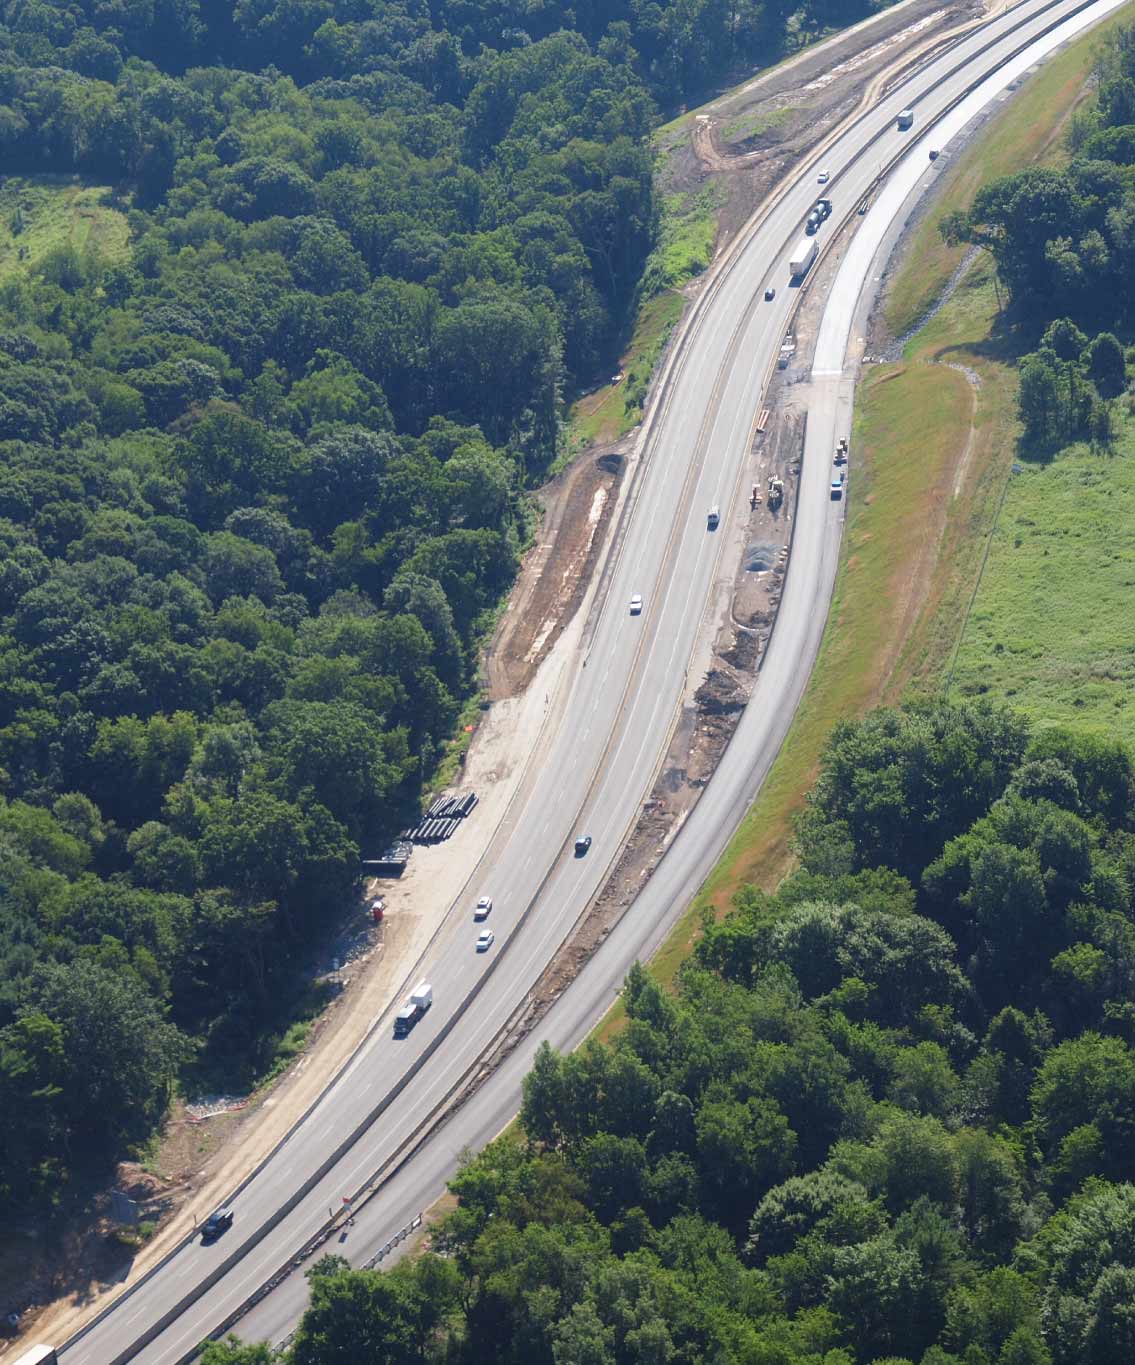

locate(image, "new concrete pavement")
[[58, 0, 1129, 1357]]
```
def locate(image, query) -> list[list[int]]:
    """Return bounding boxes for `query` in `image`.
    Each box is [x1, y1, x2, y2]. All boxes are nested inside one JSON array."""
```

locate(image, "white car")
[[476, 929, 495, 952], [630, 593, 643, 614], [817, 169, 830, 183], [473, 896, 492, 920]]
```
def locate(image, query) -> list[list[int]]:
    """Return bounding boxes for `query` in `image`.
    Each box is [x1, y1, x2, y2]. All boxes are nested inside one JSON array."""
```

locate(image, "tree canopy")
[[943, 24, 1135, 450]]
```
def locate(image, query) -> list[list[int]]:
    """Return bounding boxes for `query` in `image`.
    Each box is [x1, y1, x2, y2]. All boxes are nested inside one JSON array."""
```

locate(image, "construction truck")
[[767, 477, 784, 511]]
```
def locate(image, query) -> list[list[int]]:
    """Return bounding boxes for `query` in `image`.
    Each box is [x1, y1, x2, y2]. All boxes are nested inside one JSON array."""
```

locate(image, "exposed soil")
[[487, 438, 632, 700]]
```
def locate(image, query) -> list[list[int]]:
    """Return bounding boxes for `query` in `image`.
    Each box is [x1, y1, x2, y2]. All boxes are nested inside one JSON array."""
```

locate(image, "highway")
[[58, 0, 1128, 1358]]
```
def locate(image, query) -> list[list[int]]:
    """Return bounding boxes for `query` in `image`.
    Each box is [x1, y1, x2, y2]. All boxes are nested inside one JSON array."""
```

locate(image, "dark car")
[[764, 286, 776, 301], [574, 835, 592, 856], [201, 1210, 234, 1242]]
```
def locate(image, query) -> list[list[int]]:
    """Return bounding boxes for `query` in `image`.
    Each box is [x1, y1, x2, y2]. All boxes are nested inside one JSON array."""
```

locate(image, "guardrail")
[[267, 1214, 424, 1357]]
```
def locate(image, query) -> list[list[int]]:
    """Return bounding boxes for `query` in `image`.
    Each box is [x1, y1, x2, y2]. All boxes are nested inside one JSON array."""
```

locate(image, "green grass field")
[[720, 105, 796, 146], [949, 427, 1135, 741], [0, 176, 129, 281]]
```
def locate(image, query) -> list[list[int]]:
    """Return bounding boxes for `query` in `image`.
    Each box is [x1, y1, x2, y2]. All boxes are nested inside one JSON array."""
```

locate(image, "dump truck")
[[789, 237, 817, 280], [393, 980, 433, 1037]]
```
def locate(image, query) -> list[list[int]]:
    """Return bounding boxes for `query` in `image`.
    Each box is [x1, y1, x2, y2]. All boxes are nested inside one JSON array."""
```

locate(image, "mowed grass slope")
[[950, 430, 1135, 741], [0, 176, 129, 280]]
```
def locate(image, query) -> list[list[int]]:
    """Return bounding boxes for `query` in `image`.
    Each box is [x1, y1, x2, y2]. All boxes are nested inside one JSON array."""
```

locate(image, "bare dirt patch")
[[487, 440, 631, 700]]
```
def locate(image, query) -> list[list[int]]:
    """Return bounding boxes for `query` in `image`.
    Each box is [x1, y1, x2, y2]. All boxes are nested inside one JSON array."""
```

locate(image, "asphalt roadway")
[[58, 0, 1131, 1358]]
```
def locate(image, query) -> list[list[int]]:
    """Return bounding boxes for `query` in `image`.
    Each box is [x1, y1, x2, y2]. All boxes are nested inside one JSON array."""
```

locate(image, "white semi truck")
[[789, 237, 818, 280]]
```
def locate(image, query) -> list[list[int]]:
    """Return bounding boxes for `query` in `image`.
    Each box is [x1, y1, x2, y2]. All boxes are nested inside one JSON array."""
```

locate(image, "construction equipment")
[[767, 476, 784, 511]]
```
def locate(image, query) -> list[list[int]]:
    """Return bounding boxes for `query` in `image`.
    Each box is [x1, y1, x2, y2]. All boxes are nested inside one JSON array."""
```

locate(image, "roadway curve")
[[60, 0, 1127, 1358]]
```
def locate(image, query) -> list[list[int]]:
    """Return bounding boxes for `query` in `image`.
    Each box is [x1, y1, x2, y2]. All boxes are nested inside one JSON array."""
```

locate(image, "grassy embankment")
[[597, 6, 1133, 1026], [0, 176, 128, 281], [948, 426, 1135, 740]]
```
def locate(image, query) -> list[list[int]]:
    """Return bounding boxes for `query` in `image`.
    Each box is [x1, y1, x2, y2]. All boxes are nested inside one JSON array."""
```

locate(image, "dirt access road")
[[3, 0, 998, 1349]]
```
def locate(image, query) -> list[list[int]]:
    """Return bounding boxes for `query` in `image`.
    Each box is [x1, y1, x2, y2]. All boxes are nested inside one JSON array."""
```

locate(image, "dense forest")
[[205, 700, 1135, 1365], [945, 23, 1135, 446], [0, 0, 650, 1210], [0, 0, 889, 1212]]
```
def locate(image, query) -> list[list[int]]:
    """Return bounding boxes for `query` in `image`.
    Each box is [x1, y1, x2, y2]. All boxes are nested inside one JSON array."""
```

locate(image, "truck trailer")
[[789, 237, 818, 280], [12, 1348, 59, 1365]]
